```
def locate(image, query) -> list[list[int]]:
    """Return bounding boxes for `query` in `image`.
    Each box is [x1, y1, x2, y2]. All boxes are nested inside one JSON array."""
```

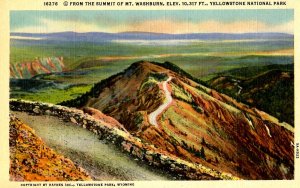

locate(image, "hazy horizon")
[[10, 31, 294, 35], [11, 10, 293, 34]]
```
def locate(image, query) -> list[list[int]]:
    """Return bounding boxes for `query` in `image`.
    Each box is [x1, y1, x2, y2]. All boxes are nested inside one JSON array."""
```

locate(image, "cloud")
[[12, 18, 102, 33], [12, 18, 293, 34], [271, 21, 294, 34], [121, 20, 294, 34]]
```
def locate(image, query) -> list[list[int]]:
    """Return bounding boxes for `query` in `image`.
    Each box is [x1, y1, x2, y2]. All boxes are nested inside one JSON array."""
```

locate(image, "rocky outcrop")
[[10, 57, 65, 78], [10, 99, 239, 180]]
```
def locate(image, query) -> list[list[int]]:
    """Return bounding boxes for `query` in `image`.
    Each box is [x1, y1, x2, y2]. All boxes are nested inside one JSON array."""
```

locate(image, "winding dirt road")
[[148, 77, 172, 127], [12, 111, 172, 181]]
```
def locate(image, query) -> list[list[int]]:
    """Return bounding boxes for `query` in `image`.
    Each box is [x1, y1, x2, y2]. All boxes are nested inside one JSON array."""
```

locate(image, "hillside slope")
[[9, 114, 91, 181], [207, 66, 294, 125], [61, 61, 294, 179]]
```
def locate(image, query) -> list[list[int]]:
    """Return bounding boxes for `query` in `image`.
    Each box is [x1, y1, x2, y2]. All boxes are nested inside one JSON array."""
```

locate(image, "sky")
[[10, 10, 294, 34]]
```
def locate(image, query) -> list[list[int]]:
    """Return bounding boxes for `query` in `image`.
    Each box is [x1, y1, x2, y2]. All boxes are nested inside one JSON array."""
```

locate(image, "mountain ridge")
[[10, 32, 294, 41], [207, 66, 294, 125], [60, 61, 294, 179]]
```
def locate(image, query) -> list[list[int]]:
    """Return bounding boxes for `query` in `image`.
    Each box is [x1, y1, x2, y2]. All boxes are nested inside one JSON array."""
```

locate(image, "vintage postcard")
[[0, 0, 299, 187]]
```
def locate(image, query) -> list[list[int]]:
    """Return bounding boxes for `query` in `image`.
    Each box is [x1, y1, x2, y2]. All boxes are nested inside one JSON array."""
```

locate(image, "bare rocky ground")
[[12, 111, 172, 181]]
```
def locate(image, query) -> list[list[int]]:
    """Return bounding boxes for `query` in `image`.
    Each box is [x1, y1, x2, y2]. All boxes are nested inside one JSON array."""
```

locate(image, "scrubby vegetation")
[[171, 83, 193, 103], [207, 65, 294, 125], [140, 73, 168, 90]]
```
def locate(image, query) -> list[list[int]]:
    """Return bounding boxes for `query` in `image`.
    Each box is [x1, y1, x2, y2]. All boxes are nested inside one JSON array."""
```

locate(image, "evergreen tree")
[[200, 146, 206, 160], [201, 137, 206, 145], [215, 157, 219, 163]]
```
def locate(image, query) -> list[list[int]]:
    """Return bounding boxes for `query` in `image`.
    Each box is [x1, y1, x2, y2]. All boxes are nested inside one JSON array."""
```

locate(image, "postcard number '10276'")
[[44, 2, 58, 6]]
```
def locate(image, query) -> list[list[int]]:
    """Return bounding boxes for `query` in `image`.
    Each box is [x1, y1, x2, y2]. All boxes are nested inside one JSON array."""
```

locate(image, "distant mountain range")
[[10, 32, 293, 42]]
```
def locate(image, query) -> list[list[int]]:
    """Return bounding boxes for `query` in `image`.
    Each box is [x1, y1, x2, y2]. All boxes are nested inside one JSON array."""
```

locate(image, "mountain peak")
[[60, 61, 293, 179]]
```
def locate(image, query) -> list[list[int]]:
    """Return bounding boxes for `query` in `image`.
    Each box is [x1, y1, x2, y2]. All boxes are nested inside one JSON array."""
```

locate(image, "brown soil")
[[9, 114, 91, 181]]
